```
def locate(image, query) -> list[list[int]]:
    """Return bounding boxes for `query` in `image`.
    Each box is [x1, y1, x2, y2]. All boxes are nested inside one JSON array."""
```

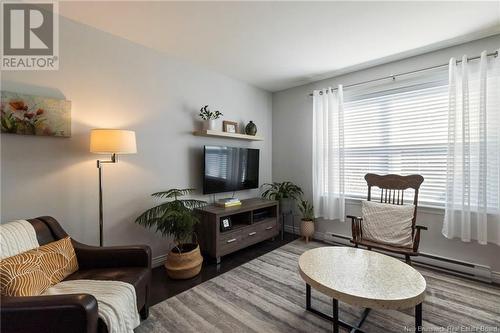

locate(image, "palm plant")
[[261, 181, 303, 201], [261, 181, 303, 214], [298, 200, 314, 221], [135, 188, 207, 253]]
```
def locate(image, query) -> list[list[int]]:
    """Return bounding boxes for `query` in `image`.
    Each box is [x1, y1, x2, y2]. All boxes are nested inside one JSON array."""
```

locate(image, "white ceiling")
[[60, 1, 500, 92]]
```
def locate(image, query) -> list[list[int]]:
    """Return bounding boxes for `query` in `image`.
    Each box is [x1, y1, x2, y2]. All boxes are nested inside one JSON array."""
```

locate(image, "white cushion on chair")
[[361, 201, 414, 248]]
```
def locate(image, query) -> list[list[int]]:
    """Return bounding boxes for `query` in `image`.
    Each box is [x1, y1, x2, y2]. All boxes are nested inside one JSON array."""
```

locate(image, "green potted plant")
[[135, 188, 207, 279], [261, 181, 303, 214], [199, 105, 223, 130], [298, 199, 315, 243]]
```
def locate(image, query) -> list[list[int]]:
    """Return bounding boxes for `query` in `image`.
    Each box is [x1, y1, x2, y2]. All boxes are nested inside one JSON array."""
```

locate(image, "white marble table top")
[[298, 246, 426, 310]]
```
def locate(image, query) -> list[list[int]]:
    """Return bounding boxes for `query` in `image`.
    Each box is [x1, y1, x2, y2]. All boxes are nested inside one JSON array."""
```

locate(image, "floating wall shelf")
[[193, 130, 263, 141]]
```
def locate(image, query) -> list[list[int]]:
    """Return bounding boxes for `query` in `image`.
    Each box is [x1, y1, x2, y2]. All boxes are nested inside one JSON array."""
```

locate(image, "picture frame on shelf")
[[223, 120, 238, 133], [220, 217, 232, 232]]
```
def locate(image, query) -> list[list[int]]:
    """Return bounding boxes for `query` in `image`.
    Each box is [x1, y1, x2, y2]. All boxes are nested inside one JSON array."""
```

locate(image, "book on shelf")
[[215, 198, 242, 207]]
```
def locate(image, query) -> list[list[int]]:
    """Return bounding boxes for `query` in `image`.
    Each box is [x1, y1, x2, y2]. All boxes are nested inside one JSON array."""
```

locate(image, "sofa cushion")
[[64, 267, 150, 309], [0, 237, 78, 296], [0, 249, 51, 297], [37, 237, 79, 284], [361, 200, 414, 248]]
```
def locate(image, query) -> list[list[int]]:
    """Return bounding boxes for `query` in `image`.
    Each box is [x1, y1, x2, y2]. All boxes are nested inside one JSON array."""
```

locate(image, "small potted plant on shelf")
[[261, 181, 303, 214], [135, 188, 207, 280], [199, 105, 223, 130], [298, 199, 315, 243]]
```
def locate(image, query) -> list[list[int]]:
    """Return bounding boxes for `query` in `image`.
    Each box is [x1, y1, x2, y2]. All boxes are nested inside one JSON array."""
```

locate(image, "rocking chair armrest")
[[347, 215, 363, 241], [412, 225, 427, 252]]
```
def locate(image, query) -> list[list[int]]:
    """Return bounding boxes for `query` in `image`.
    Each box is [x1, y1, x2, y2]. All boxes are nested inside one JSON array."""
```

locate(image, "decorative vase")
[[165, 243, 203, 279], [245, 121, 257, 136], [203, 119, 216, 130], [300, 220, 314, 243]]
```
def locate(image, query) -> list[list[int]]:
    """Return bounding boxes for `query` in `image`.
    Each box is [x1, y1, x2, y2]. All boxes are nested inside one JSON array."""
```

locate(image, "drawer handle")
[[248, 232, 257, 236], [265, 226, 273, 230], [226, 238, 237, 243]]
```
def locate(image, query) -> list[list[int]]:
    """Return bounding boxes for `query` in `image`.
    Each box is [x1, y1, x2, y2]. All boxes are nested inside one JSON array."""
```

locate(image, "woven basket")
[[165, 244, 203, 279]]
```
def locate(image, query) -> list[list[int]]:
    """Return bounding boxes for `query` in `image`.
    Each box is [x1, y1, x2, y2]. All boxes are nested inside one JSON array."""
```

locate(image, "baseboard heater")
[[322, 232, 493, 283]]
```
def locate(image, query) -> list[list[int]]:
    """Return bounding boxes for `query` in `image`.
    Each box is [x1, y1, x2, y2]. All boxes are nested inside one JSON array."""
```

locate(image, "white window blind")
[[343, 80, 449, 207]]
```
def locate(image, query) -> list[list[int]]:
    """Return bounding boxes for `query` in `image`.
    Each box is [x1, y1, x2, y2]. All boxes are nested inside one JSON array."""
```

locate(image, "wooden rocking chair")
[[347, 173, 427, 265]]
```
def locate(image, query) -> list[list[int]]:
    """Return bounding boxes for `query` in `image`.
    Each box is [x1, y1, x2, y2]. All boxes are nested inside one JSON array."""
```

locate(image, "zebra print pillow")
[[0, 237, 78, 296]]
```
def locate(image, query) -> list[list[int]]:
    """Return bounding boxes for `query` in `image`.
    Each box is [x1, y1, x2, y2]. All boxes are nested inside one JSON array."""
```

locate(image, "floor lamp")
[[90, 129, 137, 246]]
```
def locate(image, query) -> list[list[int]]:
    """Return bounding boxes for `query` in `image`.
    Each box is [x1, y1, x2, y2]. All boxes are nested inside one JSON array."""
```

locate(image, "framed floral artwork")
[[0, 91, 71, 137]]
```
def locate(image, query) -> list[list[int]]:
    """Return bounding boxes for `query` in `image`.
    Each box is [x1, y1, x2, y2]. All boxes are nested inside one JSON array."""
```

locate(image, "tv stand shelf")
[[195, 198, 279, 263]]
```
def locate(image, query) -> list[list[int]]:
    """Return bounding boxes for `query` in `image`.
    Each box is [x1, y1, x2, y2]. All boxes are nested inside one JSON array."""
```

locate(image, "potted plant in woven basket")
[[135, 188, 206, 279], [299, 199, 315, 243], [261, 181, 303, 214]]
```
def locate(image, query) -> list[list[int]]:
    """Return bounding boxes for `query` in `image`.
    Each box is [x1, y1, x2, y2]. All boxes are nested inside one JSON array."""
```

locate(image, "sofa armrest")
[[73, 242, 152, 270], [1, 294, 98, 333]]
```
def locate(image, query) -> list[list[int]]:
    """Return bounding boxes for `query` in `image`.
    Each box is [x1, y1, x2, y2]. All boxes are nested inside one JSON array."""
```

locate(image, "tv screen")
[[203, 146, 260, 194]]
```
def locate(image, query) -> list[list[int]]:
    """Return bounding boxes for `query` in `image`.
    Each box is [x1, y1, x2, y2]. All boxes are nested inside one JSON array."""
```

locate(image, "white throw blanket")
[[0, 220, 39, 259], [43, 280, 140, 333]]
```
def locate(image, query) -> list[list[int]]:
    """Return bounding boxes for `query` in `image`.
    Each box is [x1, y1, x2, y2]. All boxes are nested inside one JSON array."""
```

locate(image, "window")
[[343, 80, 449, 207]]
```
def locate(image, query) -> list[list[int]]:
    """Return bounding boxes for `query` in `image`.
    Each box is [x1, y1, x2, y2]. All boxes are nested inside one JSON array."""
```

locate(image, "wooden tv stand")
[[195, 198, 279, 264]]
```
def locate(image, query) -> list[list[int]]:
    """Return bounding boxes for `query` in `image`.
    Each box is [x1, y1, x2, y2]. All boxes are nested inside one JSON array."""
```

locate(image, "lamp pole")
[[96, 153, 117, 247], [91, 128, 136, 247]]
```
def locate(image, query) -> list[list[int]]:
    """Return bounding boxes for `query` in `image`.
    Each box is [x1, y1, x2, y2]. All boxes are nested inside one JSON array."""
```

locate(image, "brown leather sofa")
[[1, 216, 152, 333]]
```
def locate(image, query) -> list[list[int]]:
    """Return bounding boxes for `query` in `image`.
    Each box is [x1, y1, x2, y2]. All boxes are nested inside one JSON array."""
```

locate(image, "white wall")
[[272, 35, 500, 272], [1, 17, 272, 260]]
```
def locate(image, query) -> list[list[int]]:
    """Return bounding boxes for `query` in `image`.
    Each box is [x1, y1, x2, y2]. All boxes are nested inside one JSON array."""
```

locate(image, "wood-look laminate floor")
[[140, 238, 500, 333], [149, 232, 298, 305]]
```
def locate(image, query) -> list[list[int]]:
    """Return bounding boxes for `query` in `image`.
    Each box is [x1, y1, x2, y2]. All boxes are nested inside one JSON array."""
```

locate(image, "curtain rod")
[[308, 51, 498, 96]]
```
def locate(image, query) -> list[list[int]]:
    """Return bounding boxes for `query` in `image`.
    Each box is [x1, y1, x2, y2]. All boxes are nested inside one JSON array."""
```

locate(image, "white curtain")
[[313, 86, 345, 221], [442, 51, 500, 245]]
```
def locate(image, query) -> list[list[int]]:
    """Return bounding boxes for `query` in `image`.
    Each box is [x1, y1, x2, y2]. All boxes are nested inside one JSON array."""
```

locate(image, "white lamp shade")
[[90, 129, 137, 154]]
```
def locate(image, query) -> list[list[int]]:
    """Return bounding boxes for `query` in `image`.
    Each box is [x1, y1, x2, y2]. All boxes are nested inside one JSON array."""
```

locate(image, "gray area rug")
[[136, 240, 500, 332]]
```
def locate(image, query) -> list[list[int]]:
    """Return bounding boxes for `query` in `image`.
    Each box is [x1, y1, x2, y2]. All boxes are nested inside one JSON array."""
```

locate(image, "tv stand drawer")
[[195, 198, 279, 261], [218, 218, 278, 256]]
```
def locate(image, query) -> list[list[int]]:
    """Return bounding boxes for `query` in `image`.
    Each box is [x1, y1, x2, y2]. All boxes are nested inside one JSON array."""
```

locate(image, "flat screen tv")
[[203, 146, 260, 194]]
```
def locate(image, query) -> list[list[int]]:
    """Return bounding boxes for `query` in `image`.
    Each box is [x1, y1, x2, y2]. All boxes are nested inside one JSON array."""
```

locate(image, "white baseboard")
[[492, 271, 500, 284], [153, 225, 500, 284], [152, 254, 167, 268], [284, 225, 500, 285]]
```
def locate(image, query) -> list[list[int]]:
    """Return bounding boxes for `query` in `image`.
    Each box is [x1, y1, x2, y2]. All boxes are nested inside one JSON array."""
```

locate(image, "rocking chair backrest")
[[364, 173, 424, 229]]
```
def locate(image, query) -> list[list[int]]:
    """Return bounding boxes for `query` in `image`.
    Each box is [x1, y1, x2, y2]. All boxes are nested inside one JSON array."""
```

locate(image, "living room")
[[1, 1, 499, 333]]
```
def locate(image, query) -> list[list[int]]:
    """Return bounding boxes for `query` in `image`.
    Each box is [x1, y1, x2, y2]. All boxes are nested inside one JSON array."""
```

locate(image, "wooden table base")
[[306, 284, 423, 333]]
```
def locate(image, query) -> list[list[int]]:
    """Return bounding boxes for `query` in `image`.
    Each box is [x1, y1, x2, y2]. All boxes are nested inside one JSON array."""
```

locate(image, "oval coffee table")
[[298, 246, 426, 333]]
